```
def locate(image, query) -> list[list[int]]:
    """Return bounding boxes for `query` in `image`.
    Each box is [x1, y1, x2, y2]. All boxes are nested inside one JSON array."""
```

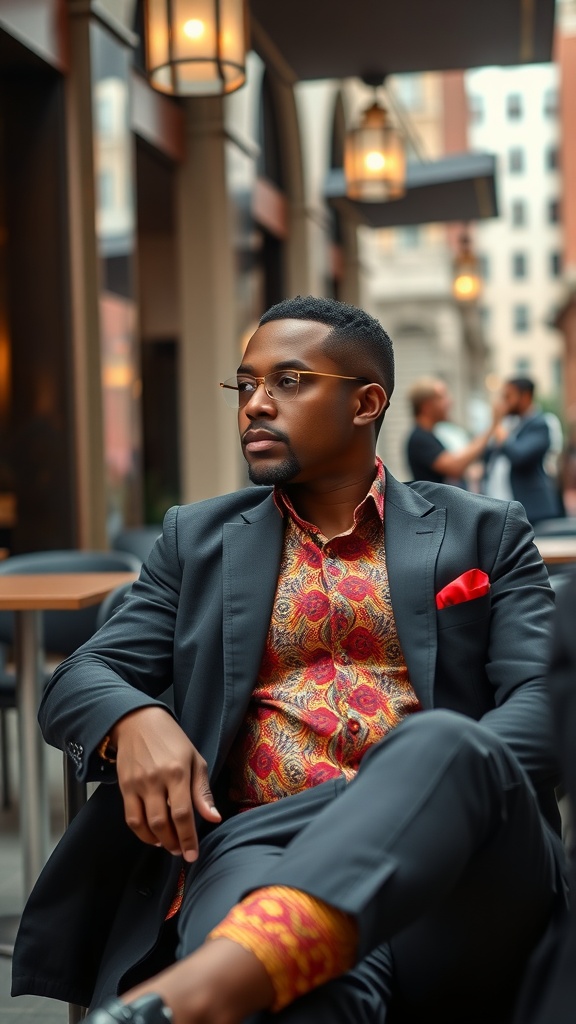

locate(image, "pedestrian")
[[12, 296, 566, 1024], [483, 377, 559, 527], [406, 376, 499, 488]]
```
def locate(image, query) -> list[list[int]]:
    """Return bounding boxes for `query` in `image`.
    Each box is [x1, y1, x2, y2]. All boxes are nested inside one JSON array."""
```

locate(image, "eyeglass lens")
[[221, 371, 301, 407]]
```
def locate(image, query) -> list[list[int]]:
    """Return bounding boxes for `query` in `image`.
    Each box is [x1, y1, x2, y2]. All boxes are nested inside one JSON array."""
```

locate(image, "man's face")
[[236, 318, 368, 487], [424, 383, 450, 425], [502, 384, 523, 416]]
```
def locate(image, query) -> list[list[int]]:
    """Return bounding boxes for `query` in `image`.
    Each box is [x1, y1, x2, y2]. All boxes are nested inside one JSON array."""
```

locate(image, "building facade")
[[465, 61, 564, 403]]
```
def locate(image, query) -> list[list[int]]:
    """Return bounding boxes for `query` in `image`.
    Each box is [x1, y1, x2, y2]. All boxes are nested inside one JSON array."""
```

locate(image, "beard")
[[247, 450, 302, 486]]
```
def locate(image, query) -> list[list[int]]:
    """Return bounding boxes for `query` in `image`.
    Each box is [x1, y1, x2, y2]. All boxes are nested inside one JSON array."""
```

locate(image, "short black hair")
[[507, 377, 535, 397], [259, 295, 395, 410]]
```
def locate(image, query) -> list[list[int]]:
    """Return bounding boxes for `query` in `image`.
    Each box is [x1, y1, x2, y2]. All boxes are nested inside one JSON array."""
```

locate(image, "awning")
[[324, 152, 498, 228], [249, 0, 555, 81]]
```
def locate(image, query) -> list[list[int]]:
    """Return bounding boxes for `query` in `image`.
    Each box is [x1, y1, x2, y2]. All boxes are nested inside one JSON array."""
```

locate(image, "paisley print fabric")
[[227, 459, 422, 810]]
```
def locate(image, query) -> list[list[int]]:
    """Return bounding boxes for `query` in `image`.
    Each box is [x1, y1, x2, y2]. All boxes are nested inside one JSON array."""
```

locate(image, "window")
[[512, 252, 528, 279], [515, 357, 532, 375], [507, 94, 522, 119], [397, 226, 420, 249], [469, 95, 483, 125], [98, 168, 115, 211], [511, 199, 527, 227], [548, 199, 561, 224], [511, 252, 527, 278], [478, 254, 489, 281], [393, 73, 423, 111], [550, 252, 562, 278], [544, 88, 558, 117], [509, 148, 524, 173], [546, 146, 559, 171], [513, 304, 530, 332]]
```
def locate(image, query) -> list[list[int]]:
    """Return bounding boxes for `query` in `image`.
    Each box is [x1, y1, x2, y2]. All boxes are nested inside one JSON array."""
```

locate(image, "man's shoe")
[[84, 993, 173, 1024]]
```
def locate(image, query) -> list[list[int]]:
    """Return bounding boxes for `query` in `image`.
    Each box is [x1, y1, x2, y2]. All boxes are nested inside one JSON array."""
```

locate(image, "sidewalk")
[[0, 710, 69, 1023]]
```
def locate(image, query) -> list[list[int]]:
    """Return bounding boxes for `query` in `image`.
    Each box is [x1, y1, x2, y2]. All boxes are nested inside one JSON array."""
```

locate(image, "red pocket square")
[[435, 569, 490, 610]]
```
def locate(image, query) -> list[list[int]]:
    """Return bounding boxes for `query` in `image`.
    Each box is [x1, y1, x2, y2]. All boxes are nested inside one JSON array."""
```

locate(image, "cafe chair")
[[111, 525, 162, 564], [533, 517, 576, 537], [95, 579, 134, 631], [0, 548, 142, 809]]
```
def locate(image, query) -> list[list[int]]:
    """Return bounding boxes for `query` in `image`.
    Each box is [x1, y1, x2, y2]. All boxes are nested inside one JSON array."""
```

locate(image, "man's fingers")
[[122, 791, 179, 852], [121, 771, 191, 857], [191, 755, 222, 825]]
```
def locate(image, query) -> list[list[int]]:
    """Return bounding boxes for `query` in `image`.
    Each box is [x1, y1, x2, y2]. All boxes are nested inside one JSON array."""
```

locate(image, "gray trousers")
[[172, 710, 564, 1024]]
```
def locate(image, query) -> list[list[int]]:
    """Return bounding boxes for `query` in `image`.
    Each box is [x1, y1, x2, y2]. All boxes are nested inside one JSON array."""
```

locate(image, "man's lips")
[[242, 429, 287, 453]]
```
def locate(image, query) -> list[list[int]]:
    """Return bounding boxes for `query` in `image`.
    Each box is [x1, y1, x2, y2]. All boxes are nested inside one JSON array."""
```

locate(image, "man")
[[406, 376, 498, 487], [483, 377, 559, 527], [12, 297, 566, 1024]]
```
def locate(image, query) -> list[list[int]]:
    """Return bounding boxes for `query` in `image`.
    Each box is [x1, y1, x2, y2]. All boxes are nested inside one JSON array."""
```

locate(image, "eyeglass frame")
[[219, 369, 371, 407]]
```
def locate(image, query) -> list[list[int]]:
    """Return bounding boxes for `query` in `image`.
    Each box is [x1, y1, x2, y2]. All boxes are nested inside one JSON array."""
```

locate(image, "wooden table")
[[0, 572, 137, 902], [534, 536, 576, 565]]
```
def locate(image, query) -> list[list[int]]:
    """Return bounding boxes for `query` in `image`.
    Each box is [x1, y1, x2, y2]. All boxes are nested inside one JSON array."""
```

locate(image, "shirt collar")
[[274, 456, 385, 534]]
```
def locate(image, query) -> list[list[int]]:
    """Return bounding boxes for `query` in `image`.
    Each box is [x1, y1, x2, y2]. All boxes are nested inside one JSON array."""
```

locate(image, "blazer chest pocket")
[[436, 591, 491, 631]]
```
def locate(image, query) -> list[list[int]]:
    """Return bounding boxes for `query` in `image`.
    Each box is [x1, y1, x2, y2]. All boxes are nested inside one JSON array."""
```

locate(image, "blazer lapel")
[[384, 472, 446, 709], [216, 493, 284, 770]]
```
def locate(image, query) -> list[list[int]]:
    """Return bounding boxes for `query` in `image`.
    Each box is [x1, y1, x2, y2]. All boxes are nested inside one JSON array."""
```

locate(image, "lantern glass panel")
[[171, 0, 217, 62], [146, 0, 169, 70]]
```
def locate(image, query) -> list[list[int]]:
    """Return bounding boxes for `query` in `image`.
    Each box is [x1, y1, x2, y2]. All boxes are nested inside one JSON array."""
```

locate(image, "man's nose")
[[244, 382, 277, 417]]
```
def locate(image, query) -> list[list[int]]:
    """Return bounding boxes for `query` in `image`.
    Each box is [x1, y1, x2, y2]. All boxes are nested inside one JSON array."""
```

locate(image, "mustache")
[[241, 423, 290, 446]]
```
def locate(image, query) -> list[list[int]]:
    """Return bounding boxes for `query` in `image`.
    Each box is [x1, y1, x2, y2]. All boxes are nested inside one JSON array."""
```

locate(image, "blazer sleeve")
[[478, 500, 558, 786], [545, 573, 576, 808], [38, 505, 184, 782]]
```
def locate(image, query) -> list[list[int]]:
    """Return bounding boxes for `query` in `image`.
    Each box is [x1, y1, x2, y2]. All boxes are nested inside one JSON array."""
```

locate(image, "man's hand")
[[109, 706, 221, 862]]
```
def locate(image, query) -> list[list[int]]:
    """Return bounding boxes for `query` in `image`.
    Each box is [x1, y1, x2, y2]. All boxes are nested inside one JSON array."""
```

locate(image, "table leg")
[[15, 608, 50, 897]]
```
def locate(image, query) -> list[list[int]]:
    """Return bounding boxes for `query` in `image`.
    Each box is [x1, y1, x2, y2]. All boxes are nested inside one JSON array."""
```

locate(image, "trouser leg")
[[177, 782, 391, 1023], [176, 710, 564, 1023], [255, 709, 565, 1021]]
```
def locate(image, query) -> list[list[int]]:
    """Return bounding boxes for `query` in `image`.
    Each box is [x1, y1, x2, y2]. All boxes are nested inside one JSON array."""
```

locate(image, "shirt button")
[[348, 719, 361, 735]]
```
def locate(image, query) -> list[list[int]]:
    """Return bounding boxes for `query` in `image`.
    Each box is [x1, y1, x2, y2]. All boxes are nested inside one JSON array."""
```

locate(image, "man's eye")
[[237, 380, 256, 393], [276, 374, 299, 390]]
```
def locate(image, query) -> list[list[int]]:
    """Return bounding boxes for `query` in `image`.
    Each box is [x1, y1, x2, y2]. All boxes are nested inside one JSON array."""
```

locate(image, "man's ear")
[[353, 383, 388, 428]]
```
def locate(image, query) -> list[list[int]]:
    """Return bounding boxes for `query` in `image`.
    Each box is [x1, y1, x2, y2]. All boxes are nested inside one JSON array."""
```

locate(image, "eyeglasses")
[[219, 369, 369, 408]]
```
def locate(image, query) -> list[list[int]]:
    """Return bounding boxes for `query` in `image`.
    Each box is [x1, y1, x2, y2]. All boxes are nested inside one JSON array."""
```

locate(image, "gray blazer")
[[11, 471, 559, 1007]]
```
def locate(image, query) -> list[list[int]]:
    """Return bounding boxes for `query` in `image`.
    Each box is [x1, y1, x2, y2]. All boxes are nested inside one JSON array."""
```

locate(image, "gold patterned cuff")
[[96, 734, 117, 764]]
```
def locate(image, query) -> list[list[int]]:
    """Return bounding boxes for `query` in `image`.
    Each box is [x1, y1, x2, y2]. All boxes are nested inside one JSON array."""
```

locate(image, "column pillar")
[[65, 1, 107, 547], [177, 97, 242, 503]]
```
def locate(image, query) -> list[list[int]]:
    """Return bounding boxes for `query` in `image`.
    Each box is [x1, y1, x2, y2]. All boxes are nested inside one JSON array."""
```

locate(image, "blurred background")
[[0, 0, 574, 552]]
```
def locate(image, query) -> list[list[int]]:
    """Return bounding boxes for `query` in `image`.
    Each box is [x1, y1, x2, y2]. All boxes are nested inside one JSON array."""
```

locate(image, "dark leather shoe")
[[84, 993, 173, 1024]]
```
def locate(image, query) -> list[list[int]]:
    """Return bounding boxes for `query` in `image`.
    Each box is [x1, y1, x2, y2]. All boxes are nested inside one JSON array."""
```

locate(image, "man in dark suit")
[[483, 377, 559, 527], [12, 297, 566, 1024]]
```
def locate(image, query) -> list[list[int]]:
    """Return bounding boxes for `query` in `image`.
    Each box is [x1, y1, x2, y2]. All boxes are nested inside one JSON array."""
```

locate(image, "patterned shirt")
[[227, 458, 422, 810]]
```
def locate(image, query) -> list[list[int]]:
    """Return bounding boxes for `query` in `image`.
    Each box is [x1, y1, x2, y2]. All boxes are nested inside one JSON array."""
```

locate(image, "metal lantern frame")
[[144, 0, 248, 97], [344, 95, 406, 203]]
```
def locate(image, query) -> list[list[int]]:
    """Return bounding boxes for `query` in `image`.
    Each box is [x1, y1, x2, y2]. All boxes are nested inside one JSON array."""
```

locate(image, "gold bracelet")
[[97, 734, 117, 764]]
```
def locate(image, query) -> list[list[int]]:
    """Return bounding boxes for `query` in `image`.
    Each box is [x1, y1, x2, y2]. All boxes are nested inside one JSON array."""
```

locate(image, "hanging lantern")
[[344, 100, 406, 202], [452, 234, 482, 303], [144, 0, 248, 97]]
